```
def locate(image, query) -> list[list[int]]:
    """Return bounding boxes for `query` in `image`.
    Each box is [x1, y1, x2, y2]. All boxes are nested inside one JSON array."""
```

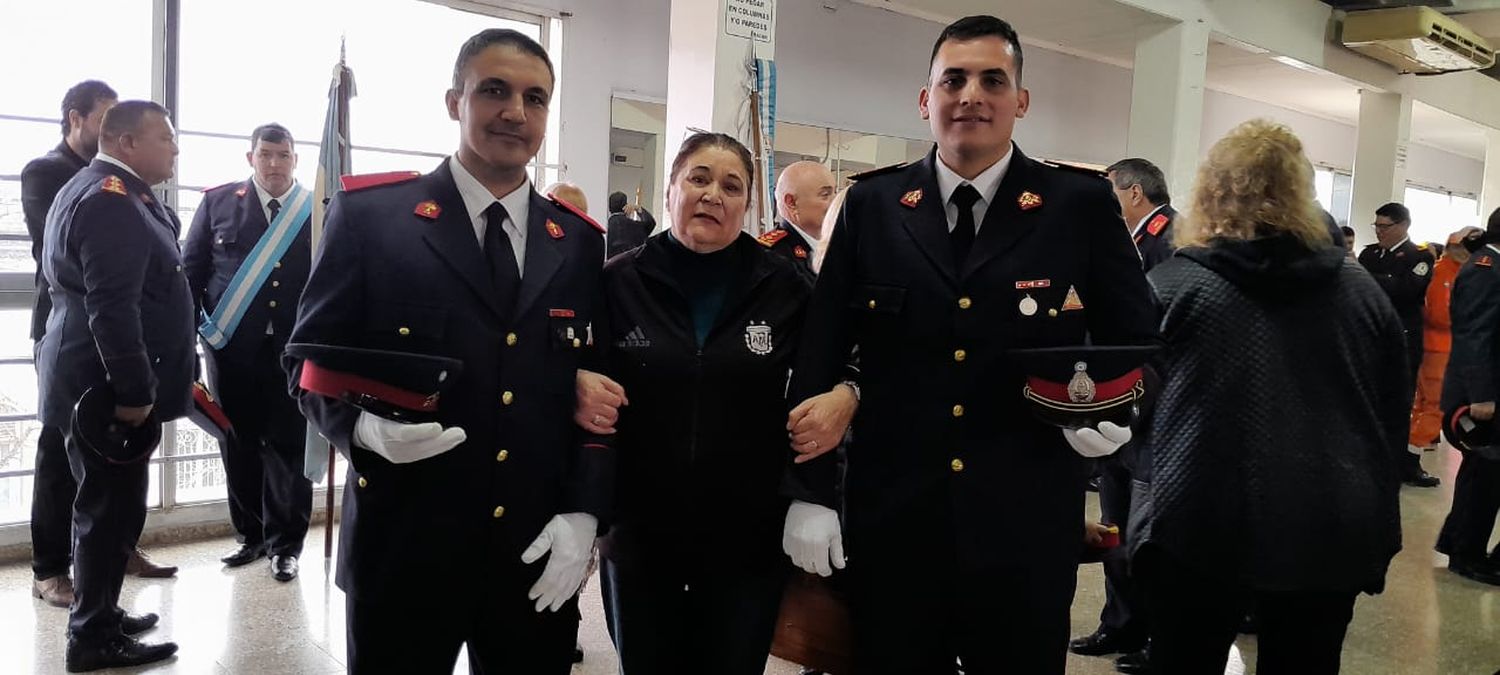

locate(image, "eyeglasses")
[[1373, 221, 1397, 229]]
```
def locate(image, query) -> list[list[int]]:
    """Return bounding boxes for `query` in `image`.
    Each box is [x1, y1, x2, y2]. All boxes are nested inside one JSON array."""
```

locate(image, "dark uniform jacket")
[[36, 159, 196, 427], [1132, 204, 1177, 272], [1137, 236, 1405, 593], [758, 220, 816, 281], [286, 161, 611, 602], [182, 179, 312, 366], [597, 232, 811, 572], [787, 146, 1159, 570], [1358, 238, 1435, 336], [1442, 244, 1500, 411], [606, 209, 656, 259], [21, 142, 89, 342]]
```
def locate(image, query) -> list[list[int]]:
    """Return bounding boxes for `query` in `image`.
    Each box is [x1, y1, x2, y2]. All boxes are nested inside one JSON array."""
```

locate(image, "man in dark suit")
[[183, 123, 313, 581], [1358, 201, 1441, 488], [1070, 156, 1179, 672], [761, 160, 836, 281], [781, 16, 1158, 674], [38, 100, 190, 671], [605, 190, 655, 258], [20, 80, 116, 610], [286, 29, 610, 674]]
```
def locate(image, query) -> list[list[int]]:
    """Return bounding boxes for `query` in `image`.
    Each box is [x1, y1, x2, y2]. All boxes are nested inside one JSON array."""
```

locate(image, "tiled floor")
[[2, 445, 1497, 674]]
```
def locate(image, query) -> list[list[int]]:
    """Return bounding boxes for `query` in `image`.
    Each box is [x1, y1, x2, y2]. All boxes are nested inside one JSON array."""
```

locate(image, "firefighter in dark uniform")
[[285, 30, 610, 674], [20, 80, 116, 610], [762, 160, 838, 282], [183, 123, 313, 581], [781, 16, 1158, 674], [1358, 202, 1440, 487], [37, 100, 190, 671], [1071, 157, 1179, 672], [1435, 220, 1500, 586]]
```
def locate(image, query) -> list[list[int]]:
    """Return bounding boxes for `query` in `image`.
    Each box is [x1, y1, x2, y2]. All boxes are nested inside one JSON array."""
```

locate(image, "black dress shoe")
[[1070, 628, 1145, 656], [120, 612, 159, 635], [1114, 644, 1153, 674], [271, 554, 299, 582], [221, 543, 266, 568], [65, 634, 178, 672], [573, 644, 584, 663], [1403, 471, 1440, 488], [1449, 557, 1500, 586]]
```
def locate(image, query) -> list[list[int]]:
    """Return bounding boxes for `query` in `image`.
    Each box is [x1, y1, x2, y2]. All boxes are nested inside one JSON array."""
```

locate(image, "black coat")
[[36, 159, 196, 426], [1132, 204, 1177, 272], [606, 209, 656, 259], [20, 142, 89, 342], [1136, 236, 1405, 593], [758, 220, 817, 282], [1442, 244, 1500, 410], [286, 161, 611, 603], [787, 146, 1159, 570], [597, 232, 811, 571], [182, 179, 312, 366], [1358, 238, 1435, 335]]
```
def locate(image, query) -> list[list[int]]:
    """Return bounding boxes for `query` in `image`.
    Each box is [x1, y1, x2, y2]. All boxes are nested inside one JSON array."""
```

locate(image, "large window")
[[1313, 167, 1354, 227], [0, 0, 555, 534], [1403, 185, 1479, 246]]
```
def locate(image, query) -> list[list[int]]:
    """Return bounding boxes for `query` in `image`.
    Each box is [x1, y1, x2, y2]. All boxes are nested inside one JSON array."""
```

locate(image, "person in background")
[[606, 190, 657, 258], [1408, 227, 1482, 453], [1341, 225, 1356, 258]]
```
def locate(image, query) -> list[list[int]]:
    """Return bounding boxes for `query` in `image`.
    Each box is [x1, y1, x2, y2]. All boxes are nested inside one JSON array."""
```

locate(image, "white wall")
[[545, 0, 1484, 222]]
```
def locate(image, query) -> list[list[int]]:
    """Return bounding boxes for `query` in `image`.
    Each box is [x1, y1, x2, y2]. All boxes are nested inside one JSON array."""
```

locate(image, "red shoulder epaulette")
[[548, 194, 604, 234], [1478, 255, 1493, 268], [99, 175, 128, 196], [1146, 213, 1169, 237], [340, 171, 421, 192], [757, 229, 789, 248]]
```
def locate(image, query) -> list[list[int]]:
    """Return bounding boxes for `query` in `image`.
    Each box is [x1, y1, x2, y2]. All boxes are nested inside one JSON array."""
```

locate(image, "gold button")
[[958, 297, 972, 309], [268, 300, 278, 308], [274, 261, 282, 269], [505, 333, 518, 347], [1048, 309, 1059, 318], [952, 404, 965, 418], [951, 458, 965, 472], [953, 349, 967, 362], [572, 338, 582, 348], [357, 477, 368, 488], [496, 449, 509, 462], [502, 391, 514, 406], [867, 299, 877, 309], [492, 506, 506, 518], [398, 327, 411, 336], [272, 280, 280, 288]]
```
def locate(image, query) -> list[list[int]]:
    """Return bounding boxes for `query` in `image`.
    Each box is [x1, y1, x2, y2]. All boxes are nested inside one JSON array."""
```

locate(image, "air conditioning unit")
[[1342, 6, 1495, 74], [611, 147, 645, 168]]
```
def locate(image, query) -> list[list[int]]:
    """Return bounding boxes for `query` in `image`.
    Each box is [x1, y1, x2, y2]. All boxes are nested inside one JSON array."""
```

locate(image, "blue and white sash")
[[198, 184, 312, 349]]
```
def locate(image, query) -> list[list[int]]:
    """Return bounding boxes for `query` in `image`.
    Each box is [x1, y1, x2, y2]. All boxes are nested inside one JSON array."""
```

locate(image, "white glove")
[[1062, 421, 1132, 458], [352, 412, 467, 464], [521, 512, 598, 612], [783, 500, 845, 577]]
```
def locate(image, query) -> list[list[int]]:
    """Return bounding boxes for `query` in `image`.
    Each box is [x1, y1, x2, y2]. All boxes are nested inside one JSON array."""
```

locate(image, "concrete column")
[[1350, 90, 1412, 245], [1125, 18, 1209, 205], [664, 0, 776, 228]]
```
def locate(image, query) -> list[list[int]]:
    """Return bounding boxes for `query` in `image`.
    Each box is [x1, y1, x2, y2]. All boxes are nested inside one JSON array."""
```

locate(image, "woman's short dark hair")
[[59, 80, 118, 136], [452, 28, 554, 90], [669, 132, 755, 192]]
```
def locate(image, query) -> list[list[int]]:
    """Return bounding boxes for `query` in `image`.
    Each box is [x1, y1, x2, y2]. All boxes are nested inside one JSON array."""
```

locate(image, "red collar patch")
[[900, 189, 923, 209], [1018, 191, 1043, 211], [414, 201, 441, 219], [1478, 255, 1493, 268], [546, 220, 565, 239], [793, 246, 808, 259], [1146, 213, 1169, 236], [100, 176, 128, 196]]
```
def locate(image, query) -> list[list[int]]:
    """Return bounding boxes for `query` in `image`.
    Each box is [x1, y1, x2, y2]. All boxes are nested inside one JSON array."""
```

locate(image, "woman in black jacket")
[[590, 132, 845, 674], [1132, 120, 1406, 675]]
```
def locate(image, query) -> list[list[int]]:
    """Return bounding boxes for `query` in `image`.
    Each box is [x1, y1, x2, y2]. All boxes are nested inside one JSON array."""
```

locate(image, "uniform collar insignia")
[[1018, 191, 1043, 211], [546, 220, 565, 239], [100, 176, 128, 196], [900, 189, 923, 209], [414, 200, 441, 220]]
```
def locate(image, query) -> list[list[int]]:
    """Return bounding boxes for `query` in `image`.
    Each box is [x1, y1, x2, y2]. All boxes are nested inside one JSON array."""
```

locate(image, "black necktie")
[[484, 202, 520, 306], [950, 184, 981, 266], [267, 198, 281, 222]]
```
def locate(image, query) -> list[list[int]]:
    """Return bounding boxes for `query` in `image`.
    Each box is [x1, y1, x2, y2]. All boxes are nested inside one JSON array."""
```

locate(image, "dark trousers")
[[1141, 547, 1357, 675], [601, 557, 786, 675], [1436, 450, 1500, 560], [63, 427, 150, 639], [206, 338, 312, 557], [345, 576, 579, 674], [1400, 334, 1427, 478], [1097, 454, 1146, 639], [32, 423, 77, 580]]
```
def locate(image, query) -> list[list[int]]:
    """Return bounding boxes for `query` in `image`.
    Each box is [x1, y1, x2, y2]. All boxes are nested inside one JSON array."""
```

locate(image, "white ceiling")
[[849, 0, 1491, 159]]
